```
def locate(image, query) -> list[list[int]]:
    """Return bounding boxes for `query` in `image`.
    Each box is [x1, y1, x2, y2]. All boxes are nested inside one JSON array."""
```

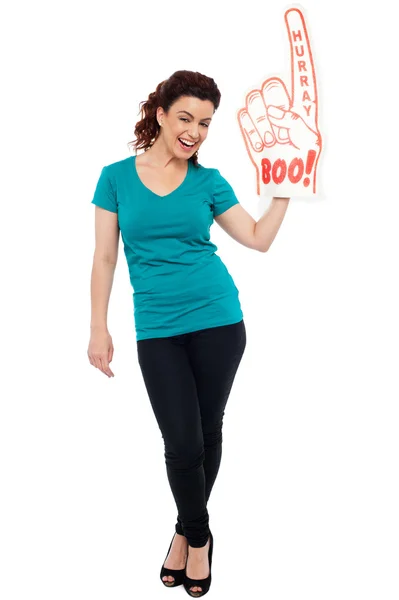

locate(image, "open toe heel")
[[183, 530, 213, 597], [160, 532, 186, 587]]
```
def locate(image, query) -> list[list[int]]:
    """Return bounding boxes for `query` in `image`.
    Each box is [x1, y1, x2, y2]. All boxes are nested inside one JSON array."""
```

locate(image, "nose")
[[188, 126, 200, 140]]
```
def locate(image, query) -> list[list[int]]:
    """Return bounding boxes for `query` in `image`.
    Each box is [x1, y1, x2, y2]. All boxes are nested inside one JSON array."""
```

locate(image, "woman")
[[88, 70, 290, 597]]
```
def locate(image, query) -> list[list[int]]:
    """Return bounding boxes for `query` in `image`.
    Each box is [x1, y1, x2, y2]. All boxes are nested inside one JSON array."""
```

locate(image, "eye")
[[179, 118, 209, 128]]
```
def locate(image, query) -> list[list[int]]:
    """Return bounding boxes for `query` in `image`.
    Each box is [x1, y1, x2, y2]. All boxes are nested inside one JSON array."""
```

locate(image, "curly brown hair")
[[128, 70, 221, 168]]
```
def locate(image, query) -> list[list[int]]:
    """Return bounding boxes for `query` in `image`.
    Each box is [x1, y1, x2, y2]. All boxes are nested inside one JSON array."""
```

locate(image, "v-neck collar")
[[131, 155, 191, 198]]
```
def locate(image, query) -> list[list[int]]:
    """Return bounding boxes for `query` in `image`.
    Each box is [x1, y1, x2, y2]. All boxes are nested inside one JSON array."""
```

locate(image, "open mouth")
[[178, 138, 196, 149]]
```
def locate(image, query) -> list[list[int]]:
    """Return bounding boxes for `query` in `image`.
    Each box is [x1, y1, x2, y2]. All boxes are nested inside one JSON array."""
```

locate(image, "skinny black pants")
[[137, 319, 246, 548]]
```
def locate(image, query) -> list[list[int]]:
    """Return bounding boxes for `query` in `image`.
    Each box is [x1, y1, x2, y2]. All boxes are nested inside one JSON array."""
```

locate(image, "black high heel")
[[160, 532, 187, 587], [183, 530, 213, 597]]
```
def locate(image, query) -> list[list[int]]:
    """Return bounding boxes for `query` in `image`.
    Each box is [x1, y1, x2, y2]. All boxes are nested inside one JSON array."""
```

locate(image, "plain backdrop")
[[1, 0, 398, 599]]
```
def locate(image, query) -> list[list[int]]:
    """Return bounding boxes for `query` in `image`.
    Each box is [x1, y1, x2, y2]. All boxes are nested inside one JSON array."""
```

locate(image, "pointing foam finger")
[[285, 8, 318, 130]]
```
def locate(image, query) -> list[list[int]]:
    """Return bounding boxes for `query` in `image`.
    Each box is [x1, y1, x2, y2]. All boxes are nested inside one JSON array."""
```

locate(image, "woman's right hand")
[[87, 327, 115, 378]]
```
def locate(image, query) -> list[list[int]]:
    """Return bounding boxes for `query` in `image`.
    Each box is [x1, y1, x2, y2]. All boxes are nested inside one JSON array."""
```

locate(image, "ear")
[[156, 107, 163, 124]]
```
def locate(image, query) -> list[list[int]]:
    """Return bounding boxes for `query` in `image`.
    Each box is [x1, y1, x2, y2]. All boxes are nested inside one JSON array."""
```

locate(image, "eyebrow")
[[177, 110, 212, 121]]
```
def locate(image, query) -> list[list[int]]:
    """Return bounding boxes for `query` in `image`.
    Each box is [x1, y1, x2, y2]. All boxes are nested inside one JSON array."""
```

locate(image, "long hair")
[[128, 70, 221, 168]]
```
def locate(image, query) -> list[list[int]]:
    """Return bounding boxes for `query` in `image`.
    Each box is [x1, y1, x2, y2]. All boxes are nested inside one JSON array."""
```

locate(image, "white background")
[[1, 0, 398, 598]]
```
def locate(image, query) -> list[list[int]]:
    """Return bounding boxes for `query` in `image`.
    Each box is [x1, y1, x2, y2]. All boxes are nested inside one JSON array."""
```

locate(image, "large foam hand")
[[237, 8, 322, 197]]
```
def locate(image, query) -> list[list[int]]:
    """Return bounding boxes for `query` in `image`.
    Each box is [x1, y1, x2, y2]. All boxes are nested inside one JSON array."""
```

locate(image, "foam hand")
[[237, 7, 322, 197]]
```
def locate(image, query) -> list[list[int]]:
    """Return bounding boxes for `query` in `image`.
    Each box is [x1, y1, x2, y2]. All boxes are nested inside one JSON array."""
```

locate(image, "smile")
[[178, 138, 197, 148]]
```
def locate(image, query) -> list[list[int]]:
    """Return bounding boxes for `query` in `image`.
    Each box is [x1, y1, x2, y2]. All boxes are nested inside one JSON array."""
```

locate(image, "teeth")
[[179, 138, 195, 146]]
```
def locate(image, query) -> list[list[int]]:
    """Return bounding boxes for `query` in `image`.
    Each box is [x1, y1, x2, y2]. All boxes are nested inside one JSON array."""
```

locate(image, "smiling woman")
[[88, 69, 253, 598], [128, 70, 219, 168]]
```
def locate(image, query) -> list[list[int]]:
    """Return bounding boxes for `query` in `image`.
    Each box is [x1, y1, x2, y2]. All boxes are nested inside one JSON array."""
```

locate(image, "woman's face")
[[157, 96, 214, 157]]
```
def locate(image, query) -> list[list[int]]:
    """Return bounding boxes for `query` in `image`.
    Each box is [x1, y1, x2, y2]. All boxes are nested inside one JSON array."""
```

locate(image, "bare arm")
[[90, 259, 117, 330], [90, 206, 120, 330], [254, 197, 290, 252], [214, 197, 290, 252]]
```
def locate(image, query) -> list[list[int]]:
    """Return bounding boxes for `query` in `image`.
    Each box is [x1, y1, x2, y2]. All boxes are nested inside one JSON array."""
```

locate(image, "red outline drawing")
[[237, 7, 322, 196]]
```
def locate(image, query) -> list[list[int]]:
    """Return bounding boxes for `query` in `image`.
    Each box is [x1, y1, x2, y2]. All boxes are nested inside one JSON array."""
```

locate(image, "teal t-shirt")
[[91, 155, 244, 341]]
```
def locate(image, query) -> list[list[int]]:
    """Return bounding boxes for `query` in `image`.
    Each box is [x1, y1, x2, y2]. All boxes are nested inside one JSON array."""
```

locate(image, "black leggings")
[[137, 319, 246, 548]]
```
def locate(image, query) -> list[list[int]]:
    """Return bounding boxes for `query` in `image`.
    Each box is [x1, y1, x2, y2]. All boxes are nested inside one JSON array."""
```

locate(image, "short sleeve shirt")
[[91, 156, 243, 341]]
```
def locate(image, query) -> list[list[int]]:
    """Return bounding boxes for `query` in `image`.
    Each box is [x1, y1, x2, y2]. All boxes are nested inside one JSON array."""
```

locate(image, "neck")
[[142, 135, 187, 169]]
